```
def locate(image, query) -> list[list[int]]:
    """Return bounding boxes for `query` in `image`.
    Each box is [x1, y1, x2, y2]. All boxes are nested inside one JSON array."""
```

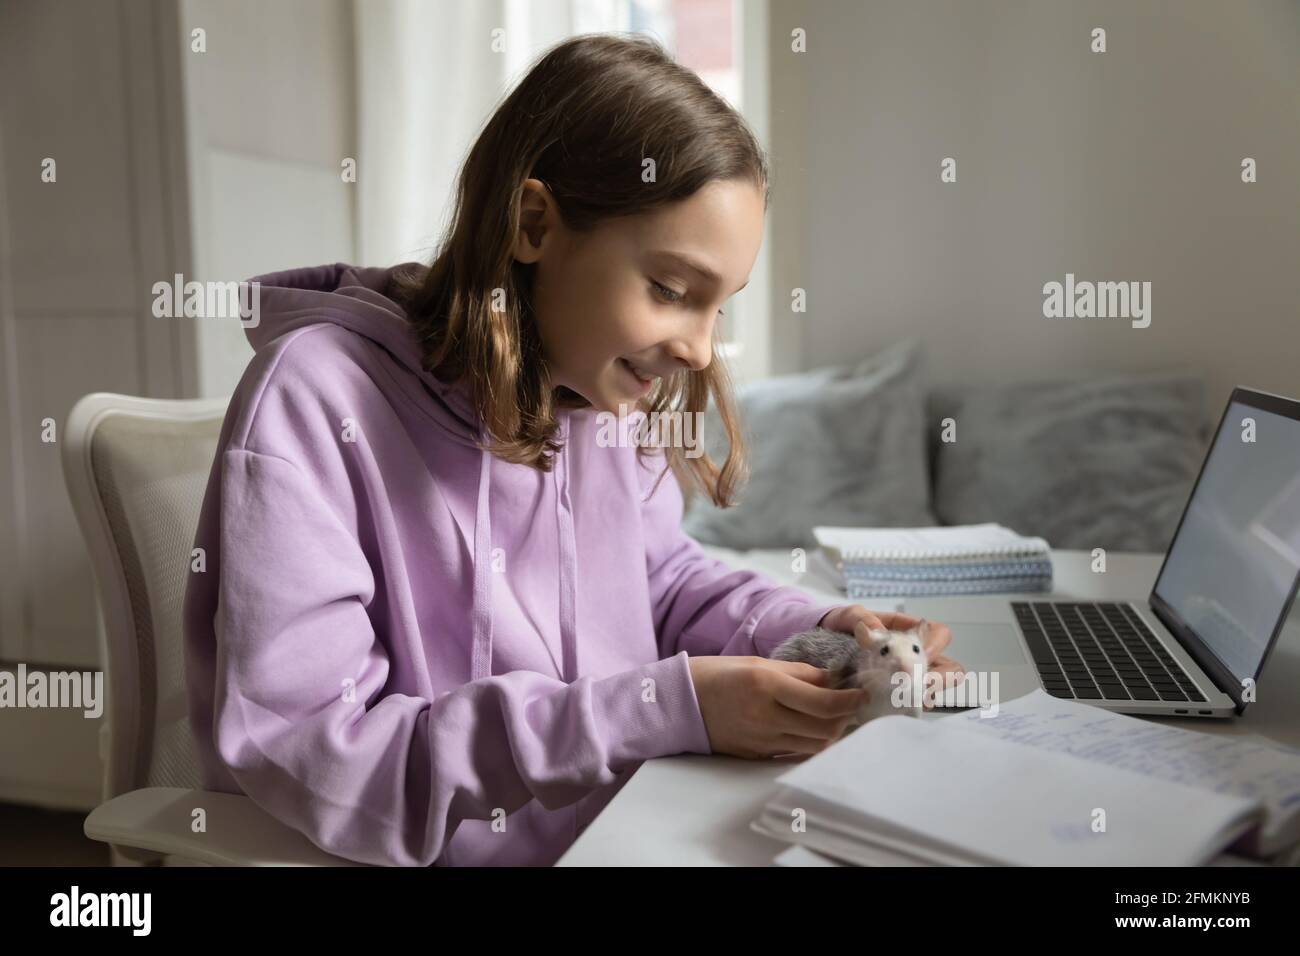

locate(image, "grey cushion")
[[682, 339, 937, 550], [929, 374, 1208, 553]]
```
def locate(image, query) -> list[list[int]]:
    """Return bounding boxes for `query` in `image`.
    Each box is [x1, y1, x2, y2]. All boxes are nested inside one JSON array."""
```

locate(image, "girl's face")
[[513, 177, 765, 415]]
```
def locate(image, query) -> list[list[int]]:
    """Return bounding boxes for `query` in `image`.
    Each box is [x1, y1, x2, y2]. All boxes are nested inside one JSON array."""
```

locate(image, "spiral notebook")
[[841, 560, 1054, 581], [814, 523, 1051, 566]]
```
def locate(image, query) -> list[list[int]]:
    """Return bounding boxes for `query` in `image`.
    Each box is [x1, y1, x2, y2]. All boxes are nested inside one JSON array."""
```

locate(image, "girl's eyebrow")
[[649, 250, 749, 295]]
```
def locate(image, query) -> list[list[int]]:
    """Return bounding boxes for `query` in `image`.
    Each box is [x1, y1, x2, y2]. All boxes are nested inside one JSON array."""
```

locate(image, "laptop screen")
[[1154, 400, 1300, 683]]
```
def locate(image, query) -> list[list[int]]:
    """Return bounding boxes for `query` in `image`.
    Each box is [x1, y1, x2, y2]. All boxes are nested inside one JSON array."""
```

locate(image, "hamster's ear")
[[917, 618, 941, 656], [853, 620, 889, 649]]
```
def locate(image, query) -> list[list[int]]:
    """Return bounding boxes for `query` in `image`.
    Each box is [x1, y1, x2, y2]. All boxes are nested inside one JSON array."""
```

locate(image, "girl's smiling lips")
[[618, 358, 657, 395]]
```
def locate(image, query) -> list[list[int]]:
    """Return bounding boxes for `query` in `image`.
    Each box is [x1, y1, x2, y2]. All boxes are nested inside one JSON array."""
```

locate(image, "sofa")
[[680, 339, 1211, 558]]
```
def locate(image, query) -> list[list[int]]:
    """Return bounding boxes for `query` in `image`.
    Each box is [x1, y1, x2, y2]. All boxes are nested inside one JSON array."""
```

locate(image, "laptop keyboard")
[[1011, 601, 1207, 703]]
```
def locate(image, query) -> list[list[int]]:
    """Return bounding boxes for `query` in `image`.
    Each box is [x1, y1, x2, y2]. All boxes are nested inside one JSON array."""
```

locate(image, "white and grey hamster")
[[771, 620, 930, 727]]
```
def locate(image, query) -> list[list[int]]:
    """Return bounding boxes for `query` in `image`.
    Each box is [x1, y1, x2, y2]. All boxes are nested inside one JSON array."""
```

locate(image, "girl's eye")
[[651, 280, 685, 304], [650, 279, 726, 317]]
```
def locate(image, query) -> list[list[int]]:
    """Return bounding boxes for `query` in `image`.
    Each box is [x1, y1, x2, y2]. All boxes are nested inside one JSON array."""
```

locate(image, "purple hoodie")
[[182, 262, 841, 866]]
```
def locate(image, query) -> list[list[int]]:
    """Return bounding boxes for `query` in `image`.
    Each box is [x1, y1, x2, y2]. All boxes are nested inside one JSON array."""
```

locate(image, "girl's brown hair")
[[387, 32, 768, 507]]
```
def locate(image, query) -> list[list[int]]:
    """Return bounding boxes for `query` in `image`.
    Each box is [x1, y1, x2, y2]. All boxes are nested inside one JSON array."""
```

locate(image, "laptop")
[[942, 386, 1300, 718]]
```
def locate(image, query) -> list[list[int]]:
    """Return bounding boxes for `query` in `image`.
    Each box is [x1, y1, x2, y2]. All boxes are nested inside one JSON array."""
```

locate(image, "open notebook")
[[752, 690, 1300, 866]]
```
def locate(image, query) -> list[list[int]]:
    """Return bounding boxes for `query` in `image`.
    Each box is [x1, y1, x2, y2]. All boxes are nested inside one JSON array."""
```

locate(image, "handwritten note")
[[950, 690, 1300, 851]]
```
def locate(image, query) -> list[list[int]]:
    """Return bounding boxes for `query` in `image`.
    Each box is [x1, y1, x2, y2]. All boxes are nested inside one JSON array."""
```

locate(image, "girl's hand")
[[686, 656, 865, 758], [818, 604, 966, 708]]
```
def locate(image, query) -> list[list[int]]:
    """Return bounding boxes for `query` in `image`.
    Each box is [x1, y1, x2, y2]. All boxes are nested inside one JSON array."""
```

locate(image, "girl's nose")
[[668, 334, 713, 373]]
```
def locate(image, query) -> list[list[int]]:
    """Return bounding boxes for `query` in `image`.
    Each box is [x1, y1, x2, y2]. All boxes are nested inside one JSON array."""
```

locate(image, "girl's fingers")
[[845, 613, 885, 636], [762, 658, 831, 686], [771, 702, 854, 741], [829, 605, 885, 634], [923, 656, 968, 709], [928, 654, 965, 676], [769, 671, 866, 718], [922, 622, 952, 656], [771, 733, 837, 757]]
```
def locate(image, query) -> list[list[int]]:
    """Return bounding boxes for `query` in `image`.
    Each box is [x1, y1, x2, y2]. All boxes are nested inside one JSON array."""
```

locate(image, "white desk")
[[557, 550, 1300, 866]]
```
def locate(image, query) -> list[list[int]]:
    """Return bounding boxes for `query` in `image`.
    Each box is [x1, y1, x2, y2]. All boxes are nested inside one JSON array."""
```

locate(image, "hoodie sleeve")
[[639, 457, 843, 660], [209, 449, 711, 867]]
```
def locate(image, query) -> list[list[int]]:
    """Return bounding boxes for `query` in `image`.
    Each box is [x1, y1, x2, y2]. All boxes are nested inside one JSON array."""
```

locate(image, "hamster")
[[770, 620, 931, 728]]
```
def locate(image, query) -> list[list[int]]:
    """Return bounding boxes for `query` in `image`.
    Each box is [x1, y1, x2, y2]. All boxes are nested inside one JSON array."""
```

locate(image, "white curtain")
[[353, 0, 674, 268]]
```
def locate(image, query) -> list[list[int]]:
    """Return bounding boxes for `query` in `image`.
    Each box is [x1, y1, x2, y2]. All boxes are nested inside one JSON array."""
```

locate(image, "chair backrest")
[[62, 393, 228, 800]]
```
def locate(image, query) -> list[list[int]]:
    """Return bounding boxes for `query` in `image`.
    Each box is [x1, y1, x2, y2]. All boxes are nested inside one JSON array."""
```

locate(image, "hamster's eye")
[[913, 644, 921, 654], [880, 646, 889, 656]]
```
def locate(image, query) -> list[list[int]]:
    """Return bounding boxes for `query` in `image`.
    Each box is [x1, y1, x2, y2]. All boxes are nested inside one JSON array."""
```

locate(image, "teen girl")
[[183, 33, 961, 867]]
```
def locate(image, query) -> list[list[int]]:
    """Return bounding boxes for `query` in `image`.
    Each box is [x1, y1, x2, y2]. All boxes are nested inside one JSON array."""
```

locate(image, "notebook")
[[950, 690, 1300, 858], [839, 559, 1053, 581], [814, 523, 1051, 565], [768, 838, 1277, 868], [751, 690, 1300, 866], [841, 576, 1052, 599]]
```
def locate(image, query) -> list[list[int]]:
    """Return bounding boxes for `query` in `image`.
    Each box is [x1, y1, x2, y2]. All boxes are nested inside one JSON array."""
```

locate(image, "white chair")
[[62, 393, 364, 866]]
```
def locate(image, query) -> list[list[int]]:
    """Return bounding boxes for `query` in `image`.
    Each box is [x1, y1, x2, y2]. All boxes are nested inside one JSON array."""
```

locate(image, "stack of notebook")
[[752, 689, 1300, 867], [812, 523, 1053, 598]]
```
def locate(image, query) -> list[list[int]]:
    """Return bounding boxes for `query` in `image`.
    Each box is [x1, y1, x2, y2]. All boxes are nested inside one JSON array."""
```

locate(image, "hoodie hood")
[[245, 261, 534, 683], [247, 261, 487, 448]]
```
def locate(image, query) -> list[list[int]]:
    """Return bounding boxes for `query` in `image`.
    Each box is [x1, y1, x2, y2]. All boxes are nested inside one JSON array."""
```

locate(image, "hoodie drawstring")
[[554, 415, 579, 685], [469, 416, 580, 685], [469, 443, 495, 682]]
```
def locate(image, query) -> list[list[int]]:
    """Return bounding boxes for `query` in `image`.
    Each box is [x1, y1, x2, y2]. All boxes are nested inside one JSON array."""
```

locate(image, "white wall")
[[0, 0, 193, 670], [179, 0, 358, 399], [0, 0, 197, 808], [767, 0, 1300, 417]]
